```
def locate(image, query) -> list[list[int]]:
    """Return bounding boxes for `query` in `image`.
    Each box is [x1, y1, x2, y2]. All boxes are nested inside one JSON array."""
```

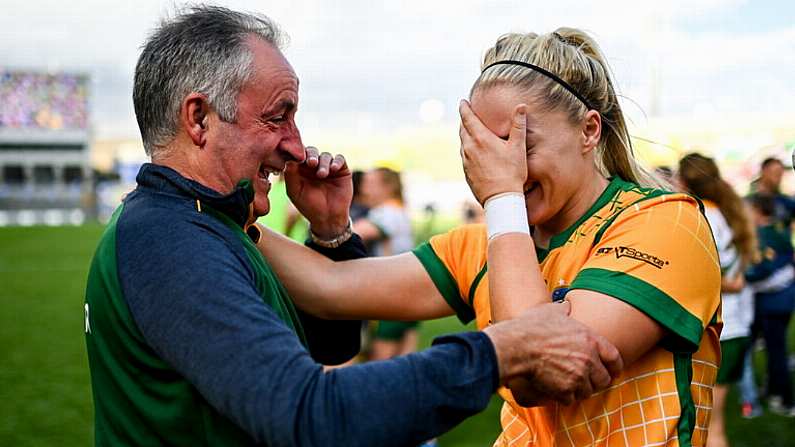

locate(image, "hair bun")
[[552, 28, 601, 60]]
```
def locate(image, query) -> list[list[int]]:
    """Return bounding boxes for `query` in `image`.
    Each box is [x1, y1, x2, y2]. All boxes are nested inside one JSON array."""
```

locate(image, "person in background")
[[354, 167, 420, 360], [677, 153, 758, 447], [462, 200, 485, 224], [350, 170, 370, 222], [737, 338, 763, 418], [746, 193, 795, 416], [748, 158, 795, 229], [655, 165, 674, 184], [738, 157, 795, 419]]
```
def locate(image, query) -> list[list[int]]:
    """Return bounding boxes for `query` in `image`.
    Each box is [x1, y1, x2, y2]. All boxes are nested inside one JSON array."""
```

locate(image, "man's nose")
[[281, 121, 306, 163]]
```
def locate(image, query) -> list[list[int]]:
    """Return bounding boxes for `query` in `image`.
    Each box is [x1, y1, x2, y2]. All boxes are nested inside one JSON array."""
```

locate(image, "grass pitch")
[[0, 225, 793, 446]]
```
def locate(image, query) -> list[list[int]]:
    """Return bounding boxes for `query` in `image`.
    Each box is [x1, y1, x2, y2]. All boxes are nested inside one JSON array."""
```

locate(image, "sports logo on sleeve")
[[595, 246, 669, 269]]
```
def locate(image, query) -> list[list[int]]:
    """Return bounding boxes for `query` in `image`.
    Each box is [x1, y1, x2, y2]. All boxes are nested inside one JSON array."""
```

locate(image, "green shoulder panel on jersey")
[[84, 204, 252, 446], [413, 242, 475, 323]]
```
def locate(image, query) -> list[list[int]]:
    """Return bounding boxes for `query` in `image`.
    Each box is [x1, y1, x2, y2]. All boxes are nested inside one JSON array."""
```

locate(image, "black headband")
[[481, 60, 595, 112]]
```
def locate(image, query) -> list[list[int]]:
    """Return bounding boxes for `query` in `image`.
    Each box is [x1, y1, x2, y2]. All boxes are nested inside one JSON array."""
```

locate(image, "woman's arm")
[[721, 271, 746, 294], [566, 290, 665, 364], [487, 234, 663, 367], [487, 233, 548, 320], [256, 225, 453, 321]]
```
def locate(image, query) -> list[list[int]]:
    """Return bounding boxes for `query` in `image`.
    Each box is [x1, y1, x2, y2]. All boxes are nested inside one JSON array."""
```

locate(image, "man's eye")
[[270, 115, 285, 123]]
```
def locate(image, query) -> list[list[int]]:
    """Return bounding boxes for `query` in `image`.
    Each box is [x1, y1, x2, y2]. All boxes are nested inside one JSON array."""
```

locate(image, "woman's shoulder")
[[618, 183, 703, 216], [598, 179, 702, 226], [599, 186, 712, 246], [425, 223, 488, 260], [443, 223, 488, 245]]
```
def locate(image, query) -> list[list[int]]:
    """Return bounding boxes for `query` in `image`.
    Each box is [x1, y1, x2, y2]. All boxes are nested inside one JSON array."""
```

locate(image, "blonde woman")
[[259, 28, 720, 446]]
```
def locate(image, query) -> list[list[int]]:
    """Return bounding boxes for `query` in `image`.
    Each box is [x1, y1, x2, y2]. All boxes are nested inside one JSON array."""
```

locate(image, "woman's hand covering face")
[[459, 99, 529, 205]]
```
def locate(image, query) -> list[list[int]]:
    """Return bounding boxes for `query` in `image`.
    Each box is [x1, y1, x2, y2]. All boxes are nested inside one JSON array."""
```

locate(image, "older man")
[[84, 6, 621, 446]]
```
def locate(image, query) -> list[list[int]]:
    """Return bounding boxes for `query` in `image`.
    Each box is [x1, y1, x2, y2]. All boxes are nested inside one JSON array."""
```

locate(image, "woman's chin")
[[524, 207, 546, 227], [524, 196, 545, 223]]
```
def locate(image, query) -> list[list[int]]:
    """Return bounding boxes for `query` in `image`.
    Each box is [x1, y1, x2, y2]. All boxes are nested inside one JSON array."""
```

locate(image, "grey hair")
[[133, 4, 285, 156]]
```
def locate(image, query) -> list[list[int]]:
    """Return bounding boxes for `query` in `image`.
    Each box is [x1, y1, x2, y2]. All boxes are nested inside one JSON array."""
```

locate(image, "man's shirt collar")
[[135, 163, 255, 227]]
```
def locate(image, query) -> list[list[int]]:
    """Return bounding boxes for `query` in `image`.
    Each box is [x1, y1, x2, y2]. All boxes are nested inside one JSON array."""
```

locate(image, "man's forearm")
[[277, 331, 498, 446]]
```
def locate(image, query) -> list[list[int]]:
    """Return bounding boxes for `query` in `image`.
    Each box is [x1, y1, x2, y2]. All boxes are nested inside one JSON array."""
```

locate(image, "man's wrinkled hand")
[[284, 146, 353, 239], [483, 302, 623, 406]]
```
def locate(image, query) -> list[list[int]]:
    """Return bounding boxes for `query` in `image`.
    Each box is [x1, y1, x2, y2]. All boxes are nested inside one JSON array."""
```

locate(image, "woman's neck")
[[534, 173, 610, 248]]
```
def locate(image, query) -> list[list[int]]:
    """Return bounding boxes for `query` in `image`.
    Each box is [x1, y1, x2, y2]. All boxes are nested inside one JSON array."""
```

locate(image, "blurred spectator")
[[353, 167, 419, 361], [748, 158, 795, 229], [355, 167, 414, 257], [678, 153, 759, 445], [747, 193, 795, 417], [737, 157, 795, 419], [462, 201, 485, 224], [0, 71, 88, 129], [738, 344, 763, 418], [654, 166, 674, 185], [349, 170, 369, 222]]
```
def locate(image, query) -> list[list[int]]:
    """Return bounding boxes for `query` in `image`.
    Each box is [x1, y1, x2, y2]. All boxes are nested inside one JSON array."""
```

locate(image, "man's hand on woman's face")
[[459, 99, 529, 206], [284, 146, 353, 239], [483, 301, 624, 406]]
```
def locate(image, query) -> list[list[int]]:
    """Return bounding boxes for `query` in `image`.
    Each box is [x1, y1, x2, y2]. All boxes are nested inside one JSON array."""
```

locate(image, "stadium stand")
[[0, 71, 94, 226]]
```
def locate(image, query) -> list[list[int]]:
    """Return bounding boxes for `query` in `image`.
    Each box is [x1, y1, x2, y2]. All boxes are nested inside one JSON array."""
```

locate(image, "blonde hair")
[[472, 28, 664, 189]]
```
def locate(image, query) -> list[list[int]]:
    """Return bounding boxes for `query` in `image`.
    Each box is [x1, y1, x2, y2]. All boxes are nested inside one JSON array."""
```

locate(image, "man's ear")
[[181, 93, 210, 148], [581, 110, 601, 155]]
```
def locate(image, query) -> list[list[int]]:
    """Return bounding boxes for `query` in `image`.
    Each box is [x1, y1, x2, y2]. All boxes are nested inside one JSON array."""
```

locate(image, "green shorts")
[[716, 337, 750, 384], [374, 320, 419, 341]]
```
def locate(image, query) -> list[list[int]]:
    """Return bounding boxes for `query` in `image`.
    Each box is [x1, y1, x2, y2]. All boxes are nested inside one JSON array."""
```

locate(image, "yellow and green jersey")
[[413, 177, 722, 446]]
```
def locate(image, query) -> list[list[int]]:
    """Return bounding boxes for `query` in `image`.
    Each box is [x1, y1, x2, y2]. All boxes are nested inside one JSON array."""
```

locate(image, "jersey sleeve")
[[412, 224, 488, 323], [570, 195, 721, 352]]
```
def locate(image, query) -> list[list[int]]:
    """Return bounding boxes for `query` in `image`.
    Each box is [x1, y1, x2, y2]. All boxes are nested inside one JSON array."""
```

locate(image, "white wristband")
[[484, 192, 530, 240]]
